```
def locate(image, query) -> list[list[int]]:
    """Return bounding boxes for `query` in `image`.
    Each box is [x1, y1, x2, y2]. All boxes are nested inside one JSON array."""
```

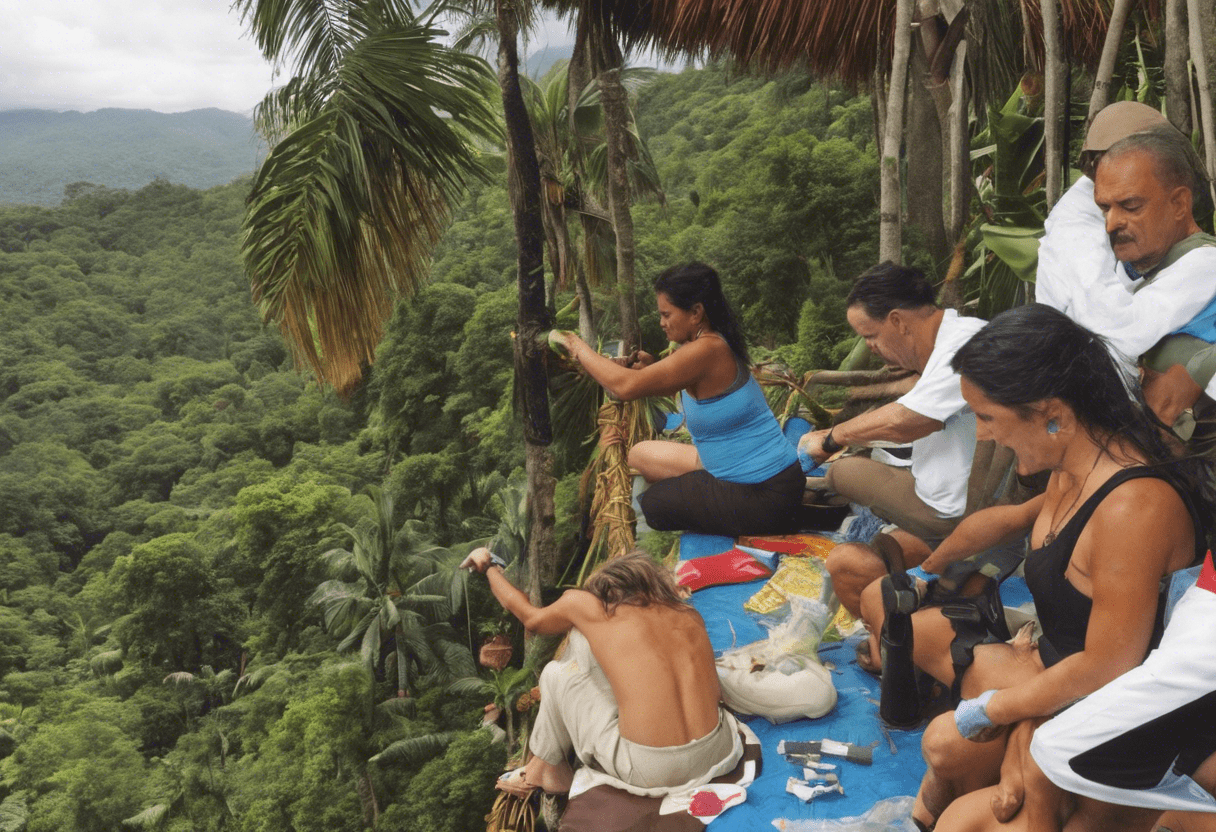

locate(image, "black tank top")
[[1024, 467, 1206, 668]]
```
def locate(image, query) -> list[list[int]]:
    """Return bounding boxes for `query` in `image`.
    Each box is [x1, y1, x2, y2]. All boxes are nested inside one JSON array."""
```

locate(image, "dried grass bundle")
[[577, 398, 654, 584]]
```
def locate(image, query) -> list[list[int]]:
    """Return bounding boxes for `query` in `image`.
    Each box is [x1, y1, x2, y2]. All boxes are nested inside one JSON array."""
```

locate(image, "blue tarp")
[[681, 532, 1032, 829]]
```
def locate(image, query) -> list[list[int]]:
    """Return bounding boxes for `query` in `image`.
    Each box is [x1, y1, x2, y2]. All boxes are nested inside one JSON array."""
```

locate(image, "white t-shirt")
[[897, 310, 987, 519]]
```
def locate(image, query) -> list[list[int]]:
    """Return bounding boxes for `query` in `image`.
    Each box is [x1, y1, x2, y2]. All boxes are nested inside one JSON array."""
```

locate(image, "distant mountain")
[[0, 108, 266, 207], [523, 44, 573, 80]]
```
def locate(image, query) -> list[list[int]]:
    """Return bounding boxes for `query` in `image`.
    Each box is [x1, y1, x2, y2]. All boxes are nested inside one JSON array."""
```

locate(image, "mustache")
[[1110, 232, 1134, 246]]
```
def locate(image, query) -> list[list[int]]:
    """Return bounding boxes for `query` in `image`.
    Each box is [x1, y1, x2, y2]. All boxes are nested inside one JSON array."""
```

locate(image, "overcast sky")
[[0, 1, 578, 115]]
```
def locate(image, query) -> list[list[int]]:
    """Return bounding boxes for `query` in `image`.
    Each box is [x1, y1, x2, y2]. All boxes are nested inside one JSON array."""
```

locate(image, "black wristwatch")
[[821, 430, 842, 455], [487, 552, 508, 571]]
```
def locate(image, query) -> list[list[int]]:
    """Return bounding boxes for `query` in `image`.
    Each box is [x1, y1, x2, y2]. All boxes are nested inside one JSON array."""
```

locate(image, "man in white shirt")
[[1035, 100, 1169, 331], [1037, 108, 1216, 429], [801, 263, 986, 619]]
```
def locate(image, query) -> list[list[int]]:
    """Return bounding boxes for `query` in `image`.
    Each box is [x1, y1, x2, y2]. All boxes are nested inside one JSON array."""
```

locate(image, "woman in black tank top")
[[890, 305, 1213, 832]]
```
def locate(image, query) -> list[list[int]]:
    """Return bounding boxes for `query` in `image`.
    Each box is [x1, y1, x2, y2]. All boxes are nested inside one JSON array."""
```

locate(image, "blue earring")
[[1047, 419, 1060, 435]]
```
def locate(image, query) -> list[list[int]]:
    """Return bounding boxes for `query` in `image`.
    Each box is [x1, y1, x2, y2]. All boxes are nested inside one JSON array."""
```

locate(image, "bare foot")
[[495, 768, 536, 798], [856, 636, 882, 675], [524, 755, 574, 795]]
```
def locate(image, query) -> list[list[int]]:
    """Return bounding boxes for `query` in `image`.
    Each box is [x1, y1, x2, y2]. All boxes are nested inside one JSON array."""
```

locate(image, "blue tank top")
[[680, 356, 797, 485]]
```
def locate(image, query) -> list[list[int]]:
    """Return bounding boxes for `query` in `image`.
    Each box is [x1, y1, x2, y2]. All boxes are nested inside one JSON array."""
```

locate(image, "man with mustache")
[[1091, 127, 1216, 433], [1039, 123, 1216, 431]]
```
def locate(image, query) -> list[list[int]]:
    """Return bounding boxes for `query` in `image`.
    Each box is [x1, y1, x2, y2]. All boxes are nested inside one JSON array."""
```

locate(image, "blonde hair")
[[582, 552, 688, 615]]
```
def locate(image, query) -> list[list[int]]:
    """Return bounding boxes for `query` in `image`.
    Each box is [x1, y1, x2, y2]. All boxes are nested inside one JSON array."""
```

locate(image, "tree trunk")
[[947, 40, 970, 243], [356, 769, 380, 828], [880, 0, 915, 264], [1189, 0, 1216, 209], [1086, 0, 1135, 129], [1164, 0, 1191, 135], [566, 15, 598, 344], [1042, 0, 1066, 209], [907, 42, 950, 268], [601, 65, 641, 354], [574, 263, 596, 342], [394, 629, 408, 698], [524, 440, 557, 605], [496, 1, 558, 598]]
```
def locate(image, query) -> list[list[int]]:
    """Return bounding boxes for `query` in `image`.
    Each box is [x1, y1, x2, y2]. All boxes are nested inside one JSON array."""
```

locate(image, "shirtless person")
[[459, 549, 742, 794]]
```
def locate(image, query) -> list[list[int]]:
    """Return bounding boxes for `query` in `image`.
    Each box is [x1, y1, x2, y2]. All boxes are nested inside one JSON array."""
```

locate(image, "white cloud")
[[0, 0, 275, 113]]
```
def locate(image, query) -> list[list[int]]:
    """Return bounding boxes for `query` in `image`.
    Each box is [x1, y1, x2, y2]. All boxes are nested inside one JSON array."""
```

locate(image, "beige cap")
[[1083, 101, 1169, 152]]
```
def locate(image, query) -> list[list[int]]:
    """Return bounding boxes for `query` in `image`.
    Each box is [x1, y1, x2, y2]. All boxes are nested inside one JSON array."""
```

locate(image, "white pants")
[[1030, 585, 1216, 813]]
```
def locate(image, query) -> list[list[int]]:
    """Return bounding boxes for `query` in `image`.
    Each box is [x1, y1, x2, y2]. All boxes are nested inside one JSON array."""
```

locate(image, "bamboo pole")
[[1187, 0, 1216, 208], [1042, 0, 1066, 209], [879, 0, 916, 264]]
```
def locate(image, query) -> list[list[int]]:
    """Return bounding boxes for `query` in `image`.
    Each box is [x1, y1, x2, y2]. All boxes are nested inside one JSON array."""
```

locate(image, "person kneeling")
[[460, 549, 743, 795]]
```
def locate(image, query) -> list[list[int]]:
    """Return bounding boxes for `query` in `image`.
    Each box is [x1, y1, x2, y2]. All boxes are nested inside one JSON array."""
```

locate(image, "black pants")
[[638, 461, 805, 538]]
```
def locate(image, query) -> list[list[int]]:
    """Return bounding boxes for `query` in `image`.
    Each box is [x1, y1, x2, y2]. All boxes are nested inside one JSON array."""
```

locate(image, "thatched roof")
[[588, 0, 1157, 87]]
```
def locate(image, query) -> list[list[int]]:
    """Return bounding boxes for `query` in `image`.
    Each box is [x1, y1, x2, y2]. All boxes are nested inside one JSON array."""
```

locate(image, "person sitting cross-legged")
[[554, 262, 803, 539], [800, 262, 986, 622], [459, 548, 743, 796]]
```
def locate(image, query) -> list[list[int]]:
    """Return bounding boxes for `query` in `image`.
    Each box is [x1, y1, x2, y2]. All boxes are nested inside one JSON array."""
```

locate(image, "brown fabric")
[[825, 455, 959, 543], [560, 730, 763, 832]]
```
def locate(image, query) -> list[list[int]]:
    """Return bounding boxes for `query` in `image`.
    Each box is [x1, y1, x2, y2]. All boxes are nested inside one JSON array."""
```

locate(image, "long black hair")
[[952, 304, 1213, 516], [653, 263, 750, 364]]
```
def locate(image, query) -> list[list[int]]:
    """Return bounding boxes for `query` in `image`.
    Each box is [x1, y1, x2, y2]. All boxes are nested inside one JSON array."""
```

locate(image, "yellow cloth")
[[744, 556, 858, 636]]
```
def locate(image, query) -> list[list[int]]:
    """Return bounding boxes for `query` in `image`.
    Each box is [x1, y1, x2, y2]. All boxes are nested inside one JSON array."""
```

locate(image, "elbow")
[[606, 380, 642, 401]]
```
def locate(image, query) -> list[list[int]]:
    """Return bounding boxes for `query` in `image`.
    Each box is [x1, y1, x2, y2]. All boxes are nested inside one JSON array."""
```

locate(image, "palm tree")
[[439, 0, 562, 602], [235, 0, 501, 395], [523, 62, 665, 344], [450, 666, 535, 752], [309, 486, 474, 697]]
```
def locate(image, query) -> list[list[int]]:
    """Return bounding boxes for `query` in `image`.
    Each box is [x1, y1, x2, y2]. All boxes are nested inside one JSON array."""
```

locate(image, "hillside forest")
[[0, 63, 881, 831]]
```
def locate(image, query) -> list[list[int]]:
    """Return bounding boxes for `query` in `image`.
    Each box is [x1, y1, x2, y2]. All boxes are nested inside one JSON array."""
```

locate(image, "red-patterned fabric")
[[736, 534, 836, 559], [676, 549, 772, 592]]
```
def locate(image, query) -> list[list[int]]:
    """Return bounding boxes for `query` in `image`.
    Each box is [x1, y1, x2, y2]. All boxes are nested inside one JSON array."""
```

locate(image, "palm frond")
[[376, 695, 419, 719], [234, 0, 417, 75], [243, 24, 501, 394], [234, 665, 280, 697], [90, 649, 124, 676], [369, 732, 457, 766], [448, 675, 492, 696], [122, 803, 169, 829], [0, 793, 27, 832], [359, 615, 383, 669], [310, 580, 372, 634], [427, 628, 477, 679]]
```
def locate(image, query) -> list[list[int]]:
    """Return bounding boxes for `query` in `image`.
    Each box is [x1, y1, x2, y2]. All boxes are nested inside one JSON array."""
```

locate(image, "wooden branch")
[[804, 367, 917, 386]]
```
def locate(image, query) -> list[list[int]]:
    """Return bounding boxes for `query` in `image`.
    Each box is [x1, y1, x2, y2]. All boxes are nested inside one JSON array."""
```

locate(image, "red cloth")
[[677, 548, 772, 592], [1198, 551, 1216, 594]]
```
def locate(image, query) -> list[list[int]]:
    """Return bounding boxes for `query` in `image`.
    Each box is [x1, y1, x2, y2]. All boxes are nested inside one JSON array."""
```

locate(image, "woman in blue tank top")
[[553, 263, 802, 538]]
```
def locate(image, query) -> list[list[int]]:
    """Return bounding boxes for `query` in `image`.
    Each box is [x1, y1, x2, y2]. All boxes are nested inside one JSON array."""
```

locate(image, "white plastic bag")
[[716, 596, 838, 723], [773, 795, 919, 831]]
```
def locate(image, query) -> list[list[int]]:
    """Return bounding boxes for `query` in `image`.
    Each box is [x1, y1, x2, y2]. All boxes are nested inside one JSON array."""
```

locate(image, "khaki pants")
[[826, 455, 960, 544], [530, 630, 741, 790]]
